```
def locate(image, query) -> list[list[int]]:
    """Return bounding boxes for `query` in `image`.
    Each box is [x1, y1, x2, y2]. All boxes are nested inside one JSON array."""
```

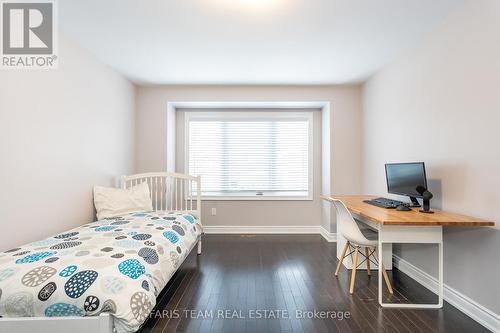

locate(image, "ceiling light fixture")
[[214, 0, 282, 11]]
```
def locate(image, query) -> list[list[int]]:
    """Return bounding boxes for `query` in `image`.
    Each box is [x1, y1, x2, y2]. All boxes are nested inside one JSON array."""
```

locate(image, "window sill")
[[200, 195, 313, 201]]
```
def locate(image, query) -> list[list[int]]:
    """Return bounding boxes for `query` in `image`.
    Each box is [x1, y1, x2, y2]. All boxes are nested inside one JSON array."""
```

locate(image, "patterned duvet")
[[0, 211, 202, 333]]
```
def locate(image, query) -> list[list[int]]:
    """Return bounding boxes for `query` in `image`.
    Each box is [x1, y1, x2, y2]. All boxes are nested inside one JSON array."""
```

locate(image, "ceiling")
[[59, 0, 463, 85]]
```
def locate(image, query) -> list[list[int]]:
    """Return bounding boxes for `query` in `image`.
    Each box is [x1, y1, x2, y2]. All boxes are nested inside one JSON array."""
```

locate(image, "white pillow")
[[93, 182, 153, 220]]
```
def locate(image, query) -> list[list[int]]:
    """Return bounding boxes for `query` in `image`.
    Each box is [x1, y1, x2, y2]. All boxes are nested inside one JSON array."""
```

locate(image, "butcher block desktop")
[[322, 195, 494, 226]]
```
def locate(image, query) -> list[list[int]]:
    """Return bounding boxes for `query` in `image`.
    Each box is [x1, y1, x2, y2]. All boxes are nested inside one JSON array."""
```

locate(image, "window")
[[185, 111, 313, 200]]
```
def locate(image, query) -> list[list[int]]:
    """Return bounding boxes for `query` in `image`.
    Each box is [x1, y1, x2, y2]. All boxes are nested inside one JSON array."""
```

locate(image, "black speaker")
[[416, 185, 434, 214]]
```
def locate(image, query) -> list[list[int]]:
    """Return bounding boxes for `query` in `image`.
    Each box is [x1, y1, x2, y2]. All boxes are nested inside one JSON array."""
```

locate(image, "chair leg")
[[335, 241, 350, 276], [349, 247, 359, 294], [375, 248, 393, 294], [365, 247, 371, 276]]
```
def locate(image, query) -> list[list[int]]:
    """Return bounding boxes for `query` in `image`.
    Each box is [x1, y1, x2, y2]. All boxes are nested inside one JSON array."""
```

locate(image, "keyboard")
[[363, 197, 409, 209]]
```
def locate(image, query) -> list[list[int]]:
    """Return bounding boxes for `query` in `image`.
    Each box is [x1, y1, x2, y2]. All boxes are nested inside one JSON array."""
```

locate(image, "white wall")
[[135, 85, 362, 229], [0, 34, 135, 251], [362, 0, 500, 314]]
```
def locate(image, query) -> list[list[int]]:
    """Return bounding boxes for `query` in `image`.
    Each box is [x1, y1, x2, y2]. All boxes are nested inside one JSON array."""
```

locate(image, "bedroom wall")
[[362, 0, 500, 315], [0, 33, 135, 251], [135, 85, 362, 229]]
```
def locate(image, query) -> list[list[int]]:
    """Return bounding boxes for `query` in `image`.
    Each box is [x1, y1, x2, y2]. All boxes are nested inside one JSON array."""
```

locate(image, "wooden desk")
[[321, 195, 494, 227], [321, 195, 494, 309]]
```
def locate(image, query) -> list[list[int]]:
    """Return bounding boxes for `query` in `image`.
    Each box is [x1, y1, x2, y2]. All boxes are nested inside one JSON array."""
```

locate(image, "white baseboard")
[[202, 225, 337, 242], [393, 254, 500, 333], [319, 226, 337, 242]]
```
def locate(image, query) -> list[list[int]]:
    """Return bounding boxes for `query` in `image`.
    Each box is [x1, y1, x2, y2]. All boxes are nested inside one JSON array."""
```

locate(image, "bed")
[[0, 172, 202, 333]]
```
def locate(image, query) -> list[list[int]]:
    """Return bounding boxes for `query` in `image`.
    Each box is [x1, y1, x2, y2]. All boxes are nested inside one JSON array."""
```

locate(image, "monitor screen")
[[385, 162, 428, 198]]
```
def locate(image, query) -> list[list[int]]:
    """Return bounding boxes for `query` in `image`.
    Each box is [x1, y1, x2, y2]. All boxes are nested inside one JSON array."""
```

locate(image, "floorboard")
[[139, 235, 488, 333]]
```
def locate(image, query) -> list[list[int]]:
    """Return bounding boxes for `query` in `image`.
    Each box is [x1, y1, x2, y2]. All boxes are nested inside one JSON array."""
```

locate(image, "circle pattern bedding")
[[0, 211, 202, 333]]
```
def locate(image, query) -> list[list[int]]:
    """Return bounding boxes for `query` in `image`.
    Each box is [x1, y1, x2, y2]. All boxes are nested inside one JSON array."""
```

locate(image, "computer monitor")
[[385, 162, 428, 206]]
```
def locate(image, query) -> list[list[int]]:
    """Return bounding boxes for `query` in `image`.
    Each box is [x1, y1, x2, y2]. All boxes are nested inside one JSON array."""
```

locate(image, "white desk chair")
[[332, 199, 394, 295]]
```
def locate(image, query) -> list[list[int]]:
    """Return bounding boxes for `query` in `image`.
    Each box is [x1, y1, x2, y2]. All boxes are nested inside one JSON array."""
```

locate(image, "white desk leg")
[[378, 238, 383, 306], [438, 240, 444, 307], [378, 225, 443, 309]]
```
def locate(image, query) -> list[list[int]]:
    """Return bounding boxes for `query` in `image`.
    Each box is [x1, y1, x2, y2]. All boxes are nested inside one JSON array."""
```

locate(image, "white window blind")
[[186, 111, 312, 199]]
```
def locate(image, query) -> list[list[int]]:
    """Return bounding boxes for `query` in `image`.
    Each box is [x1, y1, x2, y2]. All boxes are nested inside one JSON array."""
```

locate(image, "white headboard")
[[121, 172, 201, 221]]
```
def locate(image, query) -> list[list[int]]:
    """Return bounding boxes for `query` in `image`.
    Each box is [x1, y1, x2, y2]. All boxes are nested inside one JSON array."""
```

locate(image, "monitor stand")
[[409, 196, 421, 207]]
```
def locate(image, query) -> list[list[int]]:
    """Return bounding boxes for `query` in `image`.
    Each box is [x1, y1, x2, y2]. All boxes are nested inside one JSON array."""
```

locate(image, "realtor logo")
[[1, 0, 58, 68]]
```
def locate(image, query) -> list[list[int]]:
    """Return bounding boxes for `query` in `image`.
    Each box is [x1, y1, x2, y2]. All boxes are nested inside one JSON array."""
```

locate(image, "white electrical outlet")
[[211, 207, 217, 216]]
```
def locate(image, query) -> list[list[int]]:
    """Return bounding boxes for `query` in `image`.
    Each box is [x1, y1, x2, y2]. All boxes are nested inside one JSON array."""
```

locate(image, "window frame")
[[184, 110, 314, 201]]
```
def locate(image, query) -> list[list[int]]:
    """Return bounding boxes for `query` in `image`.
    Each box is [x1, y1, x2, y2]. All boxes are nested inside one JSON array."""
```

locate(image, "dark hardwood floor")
[[139, 235, 488, 333]]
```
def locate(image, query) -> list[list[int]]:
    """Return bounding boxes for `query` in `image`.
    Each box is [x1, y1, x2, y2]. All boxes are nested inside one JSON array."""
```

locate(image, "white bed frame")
[[121, 172, 203, 256], [0, 172, 202, 333]]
